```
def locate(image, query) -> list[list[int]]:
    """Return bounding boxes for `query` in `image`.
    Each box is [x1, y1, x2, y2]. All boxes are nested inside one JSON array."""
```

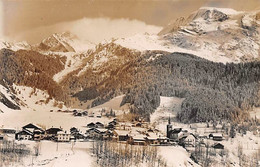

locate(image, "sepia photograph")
[[0, 0, 260, 166]]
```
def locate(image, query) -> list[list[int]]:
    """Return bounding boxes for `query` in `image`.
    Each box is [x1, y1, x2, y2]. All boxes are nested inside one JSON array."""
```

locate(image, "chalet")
[[180, 134, 197, 147], [95, 122, 104, 128], [46, 127, 62, 140], [22, 123, 44, 133], [113, 130, 129, 142], [146, 133, 160, 145], [157, 136, 169, 145], [135, 122, 142, 127], [82, 111, 88, 116], [88, 112, 94, 117], [109, 120, 117, 126], [15, 130, 33, 140], [212, 143, 224, 149], [87, 122, 96, 128], [209, 133, 223, 141], [57, 131, 71, 142], [96, 113, 102, 118], [93, 128, 108, 139], [86, 128, 96, 138], [129, 135, 147, 145], [106, 124, 115, 130], [18, 123, 45, 140], [74, 112, 83, 117]]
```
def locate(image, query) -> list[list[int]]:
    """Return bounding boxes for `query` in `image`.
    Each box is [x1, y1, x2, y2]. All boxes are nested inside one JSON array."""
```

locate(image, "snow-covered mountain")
[[0, 7, 260, 124], [116, 7, 260, 63], [34, 31, 95, 53], [0, 39, 31, 51]]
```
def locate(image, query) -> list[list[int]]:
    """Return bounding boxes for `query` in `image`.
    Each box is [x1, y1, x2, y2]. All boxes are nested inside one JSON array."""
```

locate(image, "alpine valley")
[[1, 7, 260, 124]]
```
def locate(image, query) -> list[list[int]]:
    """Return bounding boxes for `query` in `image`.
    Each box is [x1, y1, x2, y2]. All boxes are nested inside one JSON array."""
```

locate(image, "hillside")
[[0, 8, 260, 123]]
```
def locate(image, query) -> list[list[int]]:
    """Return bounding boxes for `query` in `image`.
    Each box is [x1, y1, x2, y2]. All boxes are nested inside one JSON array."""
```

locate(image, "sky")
[[1, 0, 260, 44]]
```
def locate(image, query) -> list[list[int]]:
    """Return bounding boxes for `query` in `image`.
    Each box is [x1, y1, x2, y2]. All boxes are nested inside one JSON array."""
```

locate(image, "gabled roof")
[[17, 129, 33, 136], [95, 122, 104, 125], [87, 122, 96, 126], [23, 123, 44, 131], [46, 128, 62, 133]]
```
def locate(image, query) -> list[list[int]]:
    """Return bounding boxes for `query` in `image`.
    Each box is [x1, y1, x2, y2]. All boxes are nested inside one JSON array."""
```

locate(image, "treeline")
[[0, 140, 31, 166], [92, 140, 167, 167], [0, 49, 66, 100]]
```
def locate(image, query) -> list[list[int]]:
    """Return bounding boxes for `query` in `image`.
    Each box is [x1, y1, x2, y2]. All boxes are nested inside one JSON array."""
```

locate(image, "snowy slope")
[[36, 32, 95, 53], [116, 7, 260, 63], [52, 52, 86, 83], [0, 39, 30, 51], [115, 33, 233, 63]]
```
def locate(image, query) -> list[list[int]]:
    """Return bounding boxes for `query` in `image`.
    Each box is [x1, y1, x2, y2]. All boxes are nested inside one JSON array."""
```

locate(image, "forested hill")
[[119, 52, 260, 123], [1, 46, 260, 123]]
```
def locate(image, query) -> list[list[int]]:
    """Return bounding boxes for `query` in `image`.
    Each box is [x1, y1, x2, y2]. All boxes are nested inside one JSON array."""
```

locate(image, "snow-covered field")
[[158, 146, 200, 167], [17, 141, 95, 167], [0, 85, 112, 132]]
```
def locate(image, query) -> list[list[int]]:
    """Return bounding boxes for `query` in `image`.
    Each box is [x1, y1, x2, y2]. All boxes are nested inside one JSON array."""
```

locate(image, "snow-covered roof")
[[210, 133, 223, 137], [57, 131, 71, 135], [133, 135, 146, 141], [113, 130, 129, 136]]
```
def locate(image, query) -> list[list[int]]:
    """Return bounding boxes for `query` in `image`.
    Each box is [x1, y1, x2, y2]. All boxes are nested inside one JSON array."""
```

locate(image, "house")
[[17, 123, 45, 140], [113, 130, 129, 142], [212, 143, 224, 149], [129, 135, 147, 145], [0, 128, 16, 139], [95, 122, 104, 128], [96, 113, 102, 118], [74, 112, 83, 117], [87, 122, 96, 128], [106, 124, 115, 130], [88, 112, 94, 117], [82, 111, 88, 116], [46, 127, 62, 140], [146, 133, 160, 145], [86, 128, 96, 139], [15, 130, 33, 140], [135, 122, 142, 127], [209, 133, 223, 141], [180, 134, 197, 147], [157, 136, 169, 145], [57, 131, 71, 142]]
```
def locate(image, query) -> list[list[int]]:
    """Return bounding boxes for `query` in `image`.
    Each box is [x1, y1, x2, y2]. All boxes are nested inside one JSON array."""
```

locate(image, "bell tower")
[[166, 116, 172, 138]]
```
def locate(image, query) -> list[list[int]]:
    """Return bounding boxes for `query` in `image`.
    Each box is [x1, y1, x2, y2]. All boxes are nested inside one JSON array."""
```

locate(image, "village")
[[0, 106, 259, 167], [0, 108, 231, 152]]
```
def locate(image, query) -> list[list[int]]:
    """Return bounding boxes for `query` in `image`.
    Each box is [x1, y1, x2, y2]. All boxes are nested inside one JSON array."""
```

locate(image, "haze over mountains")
[[1, 7, 260, 123]]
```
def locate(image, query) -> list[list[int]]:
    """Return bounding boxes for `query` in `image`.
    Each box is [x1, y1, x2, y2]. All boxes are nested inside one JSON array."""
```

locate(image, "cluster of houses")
[[0, 117, 226, 151], [166, 117, 226, 150]]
